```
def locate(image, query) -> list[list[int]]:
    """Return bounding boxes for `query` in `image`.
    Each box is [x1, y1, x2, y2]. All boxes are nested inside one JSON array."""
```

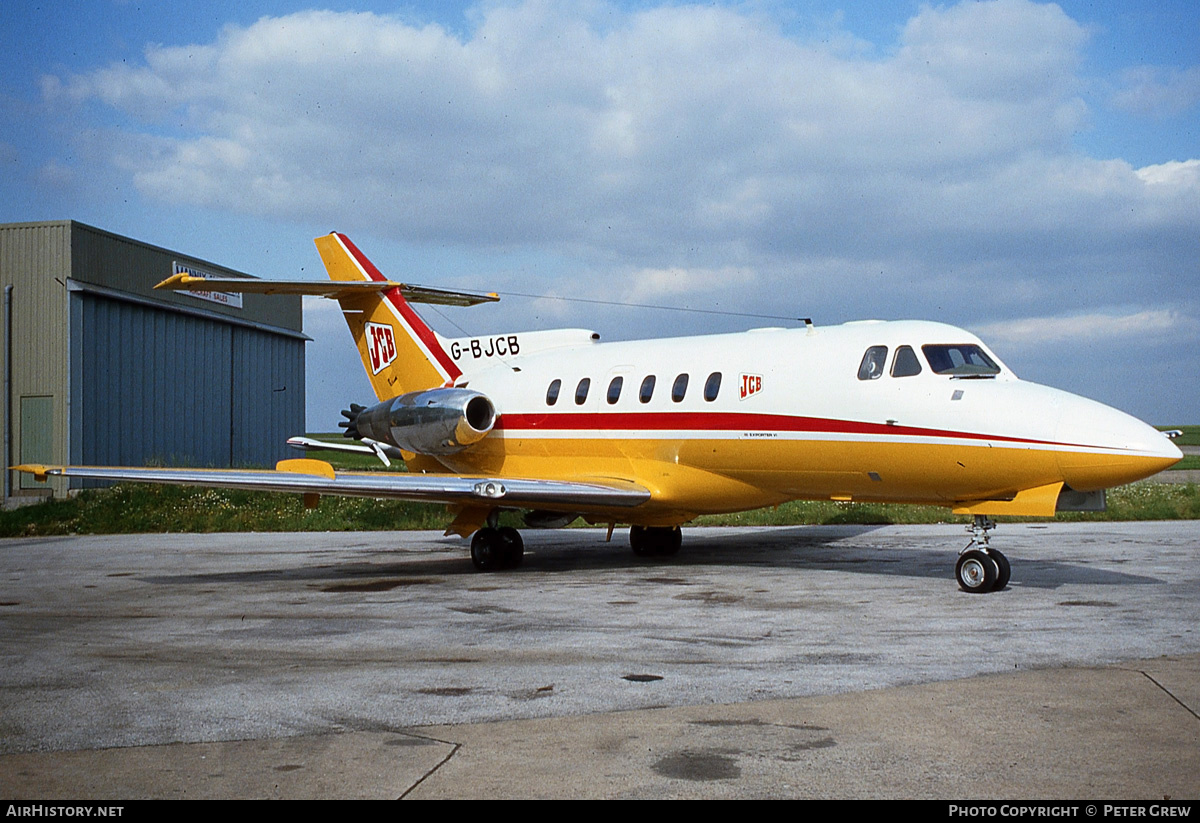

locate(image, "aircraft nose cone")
[[1054, 393, 1183, 491]]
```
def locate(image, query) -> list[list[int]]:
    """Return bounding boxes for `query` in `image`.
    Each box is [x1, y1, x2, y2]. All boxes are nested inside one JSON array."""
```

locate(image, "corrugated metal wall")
[[71, 293, 231, 467], [71, 292, 305, 472], [231, 325, 306, 467]]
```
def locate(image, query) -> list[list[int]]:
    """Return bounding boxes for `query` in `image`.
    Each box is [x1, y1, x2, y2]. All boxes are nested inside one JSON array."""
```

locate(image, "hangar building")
[[2, 220, 307, 501]]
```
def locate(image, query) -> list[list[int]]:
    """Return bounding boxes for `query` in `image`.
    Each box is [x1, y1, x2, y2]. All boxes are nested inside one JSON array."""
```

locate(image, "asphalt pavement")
[[2, 523, 1197, 799]]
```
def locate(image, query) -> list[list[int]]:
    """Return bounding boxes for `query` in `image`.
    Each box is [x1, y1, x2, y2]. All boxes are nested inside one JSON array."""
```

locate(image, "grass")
[[3, 479, 1197, 538], [0, 483, 453, 537], [294, 433, 408, 472]]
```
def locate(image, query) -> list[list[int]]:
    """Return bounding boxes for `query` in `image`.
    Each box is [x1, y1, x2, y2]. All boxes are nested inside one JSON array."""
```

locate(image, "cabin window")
[[704, 372, 722, 401], [672, 373, 689, 402], [607, 376, 623, 405], [575, 378, 591, 405], [890, 346, 922, 378], [857, 346, 888, 380], [639, 375, 656, 404], [546, 379, 561, 406], [922, 344, 1000, 376]]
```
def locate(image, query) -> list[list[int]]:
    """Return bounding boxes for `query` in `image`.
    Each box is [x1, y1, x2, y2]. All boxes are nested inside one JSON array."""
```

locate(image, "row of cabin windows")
[[546, 372, 722, 406]]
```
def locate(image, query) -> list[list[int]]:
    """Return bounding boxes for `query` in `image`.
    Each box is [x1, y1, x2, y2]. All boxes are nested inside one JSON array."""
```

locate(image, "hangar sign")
[[172, 262, 244, 309]]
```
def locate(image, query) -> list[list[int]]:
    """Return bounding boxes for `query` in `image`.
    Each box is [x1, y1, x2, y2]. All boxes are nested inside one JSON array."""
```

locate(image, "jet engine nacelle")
[[341, 388, 497, 456]]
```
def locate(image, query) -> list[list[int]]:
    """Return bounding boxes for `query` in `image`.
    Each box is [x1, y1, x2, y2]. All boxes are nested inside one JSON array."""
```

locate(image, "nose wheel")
[[956, 516, 1010, 593]]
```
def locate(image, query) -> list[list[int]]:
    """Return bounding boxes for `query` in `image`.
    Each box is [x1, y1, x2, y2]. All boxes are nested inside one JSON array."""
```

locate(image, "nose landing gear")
[[956, 515, 1010, 593]]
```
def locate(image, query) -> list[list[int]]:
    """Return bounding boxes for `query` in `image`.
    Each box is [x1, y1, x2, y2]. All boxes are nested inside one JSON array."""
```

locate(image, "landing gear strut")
[[629, 525, 682, 557], [956, 515, 1010, 593]]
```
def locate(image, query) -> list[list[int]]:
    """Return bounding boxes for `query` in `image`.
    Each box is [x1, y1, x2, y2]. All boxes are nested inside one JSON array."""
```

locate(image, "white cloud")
[[624, 265, 755, 300], [1136, 159, 1200, 187], [1111, 65, 1200, 117], [972, 308, 1200, 348], [42, 0, 1200, 371], [36, 158, 75, 188], [897, 0, 1087, 102], [47, 1, 1155, 251]]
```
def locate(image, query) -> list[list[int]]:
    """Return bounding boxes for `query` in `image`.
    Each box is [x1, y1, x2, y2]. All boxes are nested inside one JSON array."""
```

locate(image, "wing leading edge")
[[13, 463, 650, 510]]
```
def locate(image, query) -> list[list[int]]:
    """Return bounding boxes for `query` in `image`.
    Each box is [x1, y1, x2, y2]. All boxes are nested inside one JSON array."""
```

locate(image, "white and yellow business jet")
[[18, 233, 1182, 592]]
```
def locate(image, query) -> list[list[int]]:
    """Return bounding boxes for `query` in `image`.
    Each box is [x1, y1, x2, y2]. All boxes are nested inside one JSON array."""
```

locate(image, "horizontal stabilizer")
[[156, 273, 499, 307]]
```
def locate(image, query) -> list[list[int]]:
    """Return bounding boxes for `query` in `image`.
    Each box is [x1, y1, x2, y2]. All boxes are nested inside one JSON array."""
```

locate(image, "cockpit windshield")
[[921, 344, 1001, 377]]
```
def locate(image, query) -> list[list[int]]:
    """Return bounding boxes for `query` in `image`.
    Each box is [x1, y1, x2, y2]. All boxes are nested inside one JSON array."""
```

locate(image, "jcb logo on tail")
[[366, 322, 397, 374], [740, 373, 763, 400]]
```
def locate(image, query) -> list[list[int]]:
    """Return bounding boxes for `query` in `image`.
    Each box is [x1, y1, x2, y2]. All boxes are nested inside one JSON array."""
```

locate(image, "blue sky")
[[2, 0, 1197, 426]]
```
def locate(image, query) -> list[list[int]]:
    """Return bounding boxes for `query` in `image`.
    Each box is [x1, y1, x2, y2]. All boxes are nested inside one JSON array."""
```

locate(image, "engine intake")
[[340, 388, 496, 455]]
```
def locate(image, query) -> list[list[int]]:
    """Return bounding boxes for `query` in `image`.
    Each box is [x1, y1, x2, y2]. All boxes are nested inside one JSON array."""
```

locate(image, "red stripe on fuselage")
[[495, 411, 1094, 450], [335, 233, 462, 382]]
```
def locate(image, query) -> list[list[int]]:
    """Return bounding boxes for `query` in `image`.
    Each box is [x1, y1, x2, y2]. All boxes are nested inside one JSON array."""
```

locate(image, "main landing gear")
[[629, 525, 682, 557], [956, 515, 1011, 594], [470, 524, 524, 571]]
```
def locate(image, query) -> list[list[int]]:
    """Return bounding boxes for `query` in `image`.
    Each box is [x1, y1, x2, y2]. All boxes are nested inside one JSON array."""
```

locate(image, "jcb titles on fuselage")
[[450, 335, 520, 361]]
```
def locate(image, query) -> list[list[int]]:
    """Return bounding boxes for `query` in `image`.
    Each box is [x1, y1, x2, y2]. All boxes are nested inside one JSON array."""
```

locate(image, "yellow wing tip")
[[12, 464, 54, 482], [154, 273, 203, 290]]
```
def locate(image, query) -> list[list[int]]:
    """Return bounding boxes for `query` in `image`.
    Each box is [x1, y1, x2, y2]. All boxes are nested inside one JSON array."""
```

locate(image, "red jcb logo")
[[365, 322, 397, 374], [740, 373, 763, 400]]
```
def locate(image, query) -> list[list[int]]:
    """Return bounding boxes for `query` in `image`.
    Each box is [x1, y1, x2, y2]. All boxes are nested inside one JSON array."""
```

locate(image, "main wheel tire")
[[630, 526, 651, 557], [956, 549, 997, 593], [498, 526, 524, 569], [659, 526, 682, 556], [988, 548, 1010, 590], [471, 527, 501, 572]]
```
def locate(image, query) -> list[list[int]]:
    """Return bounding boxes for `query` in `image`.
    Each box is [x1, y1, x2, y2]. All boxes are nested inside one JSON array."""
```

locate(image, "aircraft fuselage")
[[441, 319, 1180, 524]]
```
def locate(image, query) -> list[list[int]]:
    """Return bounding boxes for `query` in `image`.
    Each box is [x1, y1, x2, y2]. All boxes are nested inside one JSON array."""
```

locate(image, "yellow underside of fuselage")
[[437, 434, 1177, 525]]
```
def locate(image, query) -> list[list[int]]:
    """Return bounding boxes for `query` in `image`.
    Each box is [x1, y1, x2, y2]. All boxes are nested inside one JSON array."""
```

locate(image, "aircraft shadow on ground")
[[134, 525, 1164, 591]]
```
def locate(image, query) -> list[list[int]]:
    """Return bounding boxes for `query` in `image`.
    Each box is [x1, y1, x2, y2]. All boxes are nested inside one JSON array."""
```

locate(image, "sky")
[[2, 0, 1197, 427]]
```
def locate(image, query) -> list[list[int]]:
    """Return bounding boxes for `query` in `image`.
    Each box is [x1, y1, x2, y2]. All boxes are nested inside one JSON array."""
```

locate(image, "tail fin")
[[314, 233, 462, 400]]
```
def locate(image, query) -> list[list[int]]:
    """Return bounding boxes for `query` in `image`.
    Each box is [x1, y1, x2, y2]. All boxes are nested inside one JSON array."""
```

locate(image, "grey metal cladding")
[[74, 293, 304, 472], [231, 323, 306, 467], [2, 220, 306, 495]]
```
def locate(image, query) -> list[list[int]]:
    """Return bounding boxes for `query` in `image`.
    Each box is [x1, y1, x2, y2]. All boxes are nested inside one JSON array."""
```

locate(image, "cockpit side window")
[[891, 346, 922, 378], [922, 344, 1001, 376], [857, 346, 888, 380]]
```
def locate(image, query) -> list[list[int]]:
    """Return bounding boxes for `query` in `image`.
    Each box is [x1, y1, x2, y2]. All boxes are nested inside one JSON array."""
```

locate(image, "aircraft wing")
[[155, 274, 499, 307], [13, 462, 649, 510]]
